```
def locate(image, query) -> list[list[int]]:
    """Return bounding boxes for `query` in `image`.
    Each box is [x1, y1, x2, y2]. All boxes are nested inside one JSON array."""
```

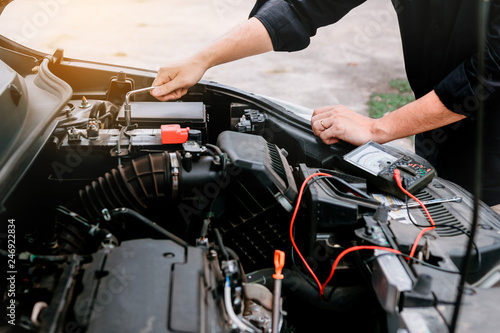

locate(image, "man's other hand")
[[311, 105, 378, 146]]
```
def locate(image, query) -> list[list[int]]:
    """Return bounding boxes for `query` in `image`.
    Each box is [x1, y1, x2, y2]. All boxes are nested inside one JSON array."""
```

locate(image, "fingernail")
[[152, 88, 160, 96]]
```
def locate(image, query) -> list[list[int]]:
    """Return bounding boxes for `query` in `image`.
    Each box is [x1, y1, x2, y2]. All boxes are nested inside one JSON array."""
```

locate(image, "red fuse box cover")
[[161, 124, 190, 144]]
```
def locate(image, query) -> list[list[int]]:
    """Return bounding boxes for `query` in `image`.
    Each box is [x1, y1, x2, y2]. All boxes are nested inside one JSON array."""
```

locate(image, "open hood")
[[0, 0, 13, 16], [1, 3, 499, 333]]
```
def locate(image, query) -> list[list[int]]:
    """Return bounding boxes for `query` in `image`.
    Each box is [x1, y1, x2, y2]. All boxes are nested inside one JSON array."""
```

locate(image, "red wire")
[[290, 172, 333, 293], [393, 169, 436, 258], [320, 245, 402, 297], [290, 173, 403, 298], [290, 169, 436, 298]]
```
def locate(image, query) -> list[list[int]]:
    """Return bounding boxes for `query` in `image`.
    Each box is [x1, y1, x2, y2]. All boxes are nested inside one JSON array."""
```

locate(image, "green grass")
[[367, 79, 414, 119], [388, 78, 412, 93]]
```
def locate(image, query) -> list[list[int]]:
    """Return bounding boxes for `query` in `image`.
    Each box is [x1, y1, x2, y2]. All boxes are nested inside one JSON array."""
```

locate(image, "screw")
[[80, 96, 91, 108]]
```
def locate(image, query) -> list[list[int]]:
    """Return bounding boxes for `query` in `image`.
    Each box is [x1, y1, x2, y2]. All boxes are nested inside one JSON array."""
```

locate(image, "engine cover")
[[74, 239, 222, 333]]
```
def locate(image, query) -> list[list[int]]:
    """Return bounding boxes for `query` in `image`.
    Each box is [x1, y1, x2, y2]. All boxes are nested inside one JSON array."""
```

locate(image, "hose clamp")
[[169, 152, 180, 199]]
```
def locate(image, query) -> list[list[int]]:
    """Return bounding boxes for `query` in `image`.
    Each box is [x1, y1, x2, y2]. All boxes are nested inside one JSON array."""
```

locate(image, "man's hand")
[[311, 105, 378, 146], [151, 17, 272, 102], [311, 91, 466, 147], [151, 58, 207, 101]]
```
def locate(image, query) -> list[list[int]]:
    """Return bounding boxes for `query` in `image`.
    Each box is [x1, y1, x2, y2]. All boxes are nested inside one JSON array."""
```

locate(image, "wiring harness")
[[290, 169, 442, 298]]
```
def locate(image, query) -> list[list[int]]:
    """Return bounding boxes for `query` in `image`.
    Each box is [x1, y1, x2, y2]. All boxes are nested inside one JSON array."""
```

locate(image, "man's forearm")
[[372, 90, 466, 143], [152, 17, 273, 101], [194, 17, 273, 70]]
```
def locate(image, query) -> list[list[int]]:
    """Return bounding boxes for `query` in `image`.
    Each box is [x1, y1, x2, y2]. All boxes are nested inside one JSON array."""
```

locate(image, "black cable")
[[290, 244, 320, 291], [318, 170, 372, 200], [405, 195, 419, 227], [288, 248, 341, 302], [322, 281, 338, 302], [450, 1, 488, 326], [89, 101, 107, 119], [106, 208, 189, 247], [225, 247, 240, 261], [30, 254, 72, 263], [56, 205, 90, 226], [206, 151, 228, 216], [224, 246, 248, 283], [404, 197, 482, 274], [205, 144, 224, 161], [57, 102, 118, 129], [302, 175, 333, 194], [0, 248, 70, 263], [289, 174, 369, 294], [289, 175, 334, 292], [365, 252, 461, 275], [214, 228, 230, 261]]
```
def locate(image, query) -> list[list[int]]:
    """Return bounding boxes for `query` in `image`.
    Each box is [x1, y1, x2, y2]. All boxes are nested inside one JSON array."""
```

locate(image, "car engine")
[[2, 48, 500, 333]]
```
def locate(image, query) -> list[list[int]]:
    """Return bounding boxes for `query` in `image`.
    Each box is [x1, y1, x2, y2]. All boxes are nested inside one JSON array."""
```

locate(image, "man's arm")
[[151, 17, 272, 101], [311, 90, 466, 146], [151, 0, 366, 101]]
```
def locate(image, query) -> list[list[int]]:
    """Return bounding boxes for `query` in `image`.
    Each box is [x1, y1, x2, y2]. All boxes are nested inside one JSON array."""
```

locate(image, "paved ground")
[[0, 0, 411, 148]]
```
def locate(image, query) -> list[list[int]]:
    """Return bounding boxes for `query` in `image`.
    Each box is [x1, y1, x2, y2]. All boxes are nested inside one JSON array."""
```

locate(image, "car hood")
[[0, 0, 13, 15]]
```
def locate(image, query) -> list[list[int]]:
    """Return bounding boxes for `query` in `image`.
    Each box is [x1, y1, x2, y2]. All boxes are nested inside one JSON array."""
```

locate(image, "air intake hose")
[[78, 151, 220, 219]]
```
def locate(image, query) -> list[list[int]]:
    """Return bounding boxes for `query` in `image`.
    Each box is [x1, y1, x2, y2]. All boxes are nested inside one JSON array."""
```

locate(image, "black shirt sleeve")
[[249, 0, 366, 52], [434, 1, 500, 116]]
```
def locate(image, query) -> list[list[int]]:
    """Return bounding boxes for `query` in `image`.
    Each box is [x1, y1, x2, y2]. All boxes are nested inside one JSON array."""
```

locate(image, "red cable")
[[393, 169, 436, 258], [290, 169, 436, 298], [290, 173, 403, 298], [290, 172, 333, 293], [320, 245, 402, 297]]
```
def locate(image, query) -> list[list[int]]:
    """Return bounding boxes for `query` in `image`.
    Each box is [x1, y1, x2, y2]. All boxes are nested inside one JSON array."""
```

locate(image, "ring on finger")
[[320, 119, 329, 130]]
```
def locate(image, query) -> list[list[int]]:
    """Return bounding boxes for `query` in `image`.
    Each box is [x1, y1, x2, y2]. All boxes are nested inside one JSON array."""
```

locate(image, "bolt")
[[80, 96, 91, 108], [365, 225, 374, 236]]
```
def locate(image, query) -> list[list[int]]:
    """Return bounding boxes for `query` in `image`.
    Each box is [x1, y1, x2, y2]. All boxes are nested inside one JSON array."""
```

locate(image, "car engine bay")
[[2, 44, 500, 333]]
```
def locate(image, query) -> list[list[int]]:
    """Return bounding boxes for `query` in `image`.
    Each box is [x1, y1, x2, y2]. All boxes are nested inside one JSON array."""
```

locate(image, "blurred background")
[[0, 0, 411, 148]]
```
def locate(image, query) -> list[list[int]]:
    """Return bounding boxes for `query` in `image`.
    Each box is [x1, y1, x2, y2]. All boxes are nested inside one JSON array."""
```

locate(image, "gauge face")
[[344, 142, 398, 175]]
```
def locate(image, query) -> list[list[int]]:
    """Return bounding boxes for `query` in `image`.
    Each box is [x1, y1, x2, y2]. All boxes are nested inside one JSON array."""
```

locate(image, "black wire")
[[289, 174, 365, 300], [290, 244, 320, 291], [364, 252, 461, 275], [405, 195, 420, 227], [302, 175, 333, 194], [214, 228, 230, 261], [289, 175, 335, 292], [207, 152, 228, 216], [318, 170, 372, 200], [105, 208, 189, 247], [289, 245, 343, 302], [404, 197, 482, 273], [322, 281, 338, 302], [56, 205, 91, 226], [291, 174, 467, 298], [450, 3, 489, 331], [0, 248, 70, 263], [289, 174, 381, 295]]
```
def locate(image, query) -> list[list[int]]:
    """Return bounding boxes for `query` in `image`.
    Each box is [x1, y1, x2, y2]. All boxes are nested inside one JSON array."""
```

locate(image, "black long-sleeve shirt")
[[250, 0, 500, 205]]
